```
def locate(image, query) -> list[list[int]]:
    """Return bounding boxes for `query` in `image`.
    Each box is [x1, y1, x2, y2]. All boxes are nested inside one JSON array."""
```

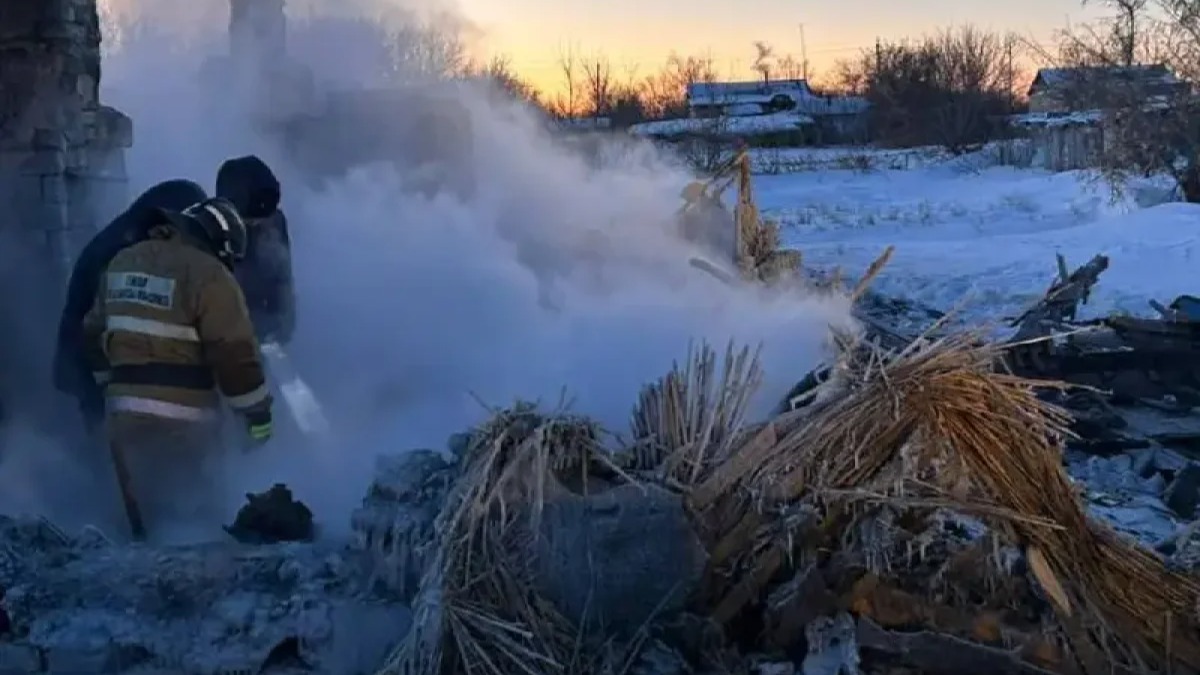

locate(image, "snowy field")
[[752, 148, 1200, 325]]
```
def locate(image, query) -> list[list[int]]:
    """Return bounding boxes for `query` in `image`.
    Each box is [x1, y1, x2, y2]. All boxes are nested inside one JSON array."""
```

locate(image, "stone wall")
[[0, 0, 132, 284], [202, 0, 315, 127], [208, 0, 475, 198]]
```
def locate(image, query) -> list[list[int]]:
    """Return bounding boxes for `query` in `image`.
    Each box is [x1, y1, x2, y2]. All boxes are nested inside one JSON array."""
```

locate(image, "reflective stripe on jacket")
[[82, 228, 272, 420], [53, 179, 209, 402]]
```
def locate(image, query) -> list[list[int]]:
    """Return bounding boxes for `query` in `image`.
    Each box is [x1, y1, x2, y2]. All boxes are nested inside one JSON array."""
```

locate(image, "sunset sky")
[[457, 0, 1109, 92]]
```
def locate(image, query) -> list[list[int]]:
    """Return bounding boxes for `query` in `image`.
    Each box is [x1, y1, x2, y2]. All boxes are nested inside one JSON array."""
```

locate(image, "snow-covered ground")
[[750, 145, 949, 173], [630, 111, 814, 138], [754, 152, 1199, 325]]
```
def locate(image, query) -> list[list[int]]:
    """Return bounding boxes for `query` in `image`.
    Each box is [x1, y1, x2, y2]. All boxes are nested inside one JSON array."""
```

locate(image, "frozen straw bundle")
[[377, 405, 610, 675], [626, 341, 764, 486]]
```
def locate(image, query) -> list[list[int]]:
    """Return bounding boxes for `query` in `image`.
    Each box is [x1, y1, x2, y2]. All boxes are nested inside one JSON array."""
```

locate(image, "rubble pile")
[[0, 515, 410, 674], [381, 403, 707, 675], [0, 451, 478, 674], [688, 333, 1200, 674], [795, 251, 1200, 563], [997, 254, 1200, 556], [376, 334, 1200, 674]]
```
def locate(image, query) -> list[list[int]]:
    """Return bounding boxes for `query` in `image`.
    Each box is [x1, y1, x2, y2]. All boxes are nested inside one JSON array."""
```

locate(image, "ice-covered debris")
[[533, 482, 707, 636], [350, 450, 456, 599], [1071, 453, 1162, 495], [1086, 493, 1181, 546], [801, 613, 859, 675], [1064, 452, 1187, 546], [1164, 464, 1200, 520], [0, 517, 74, 589], [0, 523, 409, 675], [931, 509, 987, 540], [627, 638, 688, 675], [1167, 525, 1200, 572], [1139, 447, 1193, 474]]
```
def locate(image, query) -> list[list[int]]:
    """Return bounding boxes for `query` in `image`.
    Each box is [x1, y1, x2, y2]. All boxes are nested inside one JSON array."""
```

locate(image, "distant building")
[[687, 80, 867, 116], [682, 79, 869, 144], [1026, 64, 1186, 113], [1013, 64, 1190, 171], [555, 116, 612, 132]]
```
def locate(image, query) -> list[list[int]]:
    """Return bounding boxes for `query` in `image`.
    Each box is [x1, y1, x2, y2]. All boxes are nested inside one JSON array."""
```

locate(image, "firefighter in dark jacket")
[[216, 155, 296, 345], [53, 180, 209, 434], [82, 197, 274, 535]]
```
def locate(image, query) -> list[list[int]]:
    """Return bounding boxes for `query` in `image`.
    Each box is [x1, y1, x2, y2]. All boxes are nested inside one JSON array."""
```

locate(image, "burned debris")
[[372, 334, 1200, 675]]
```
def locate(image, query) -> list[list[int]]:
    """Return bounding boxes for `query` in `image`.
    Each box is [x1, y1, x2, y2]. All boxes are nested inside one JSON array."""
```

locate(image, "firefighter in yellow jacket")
[[82, 197, 273, 538]]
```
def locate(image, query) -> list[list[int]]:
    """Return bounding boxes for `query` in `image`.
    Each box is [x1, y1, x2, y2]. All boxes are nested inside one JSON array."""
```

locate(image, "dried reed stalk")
[[627, 341, 763, 486], [849, 246, 894, 302], [378, 406, 600, 675]]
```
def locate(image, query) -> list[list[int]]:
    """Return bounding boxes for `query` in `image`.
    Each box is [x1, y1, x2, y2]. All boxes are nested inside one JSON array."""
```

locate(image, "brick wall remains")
[[0, 0, 132, 284]]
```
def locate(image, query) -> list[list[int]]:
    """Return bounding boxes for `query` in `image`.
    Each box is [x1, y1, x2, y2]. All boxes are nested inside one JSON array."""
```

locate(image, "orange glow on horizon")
[[461, 0, 1109, 98]]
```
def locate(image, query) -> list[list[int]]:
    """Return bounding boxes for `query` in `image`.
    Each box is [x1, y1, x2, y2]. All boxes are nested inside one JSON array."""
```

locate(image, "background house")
[[1013, 64, 1188, 171], [1026, 64, 1185, 113], [686, 80, 813, 117], [671, 79, 869, 144]]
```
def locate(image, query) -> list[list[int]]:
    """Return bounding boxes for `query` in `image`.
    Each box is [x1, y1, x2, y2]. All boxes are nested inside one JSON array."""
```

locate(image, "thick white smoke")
[[1, 0, 855, 541]]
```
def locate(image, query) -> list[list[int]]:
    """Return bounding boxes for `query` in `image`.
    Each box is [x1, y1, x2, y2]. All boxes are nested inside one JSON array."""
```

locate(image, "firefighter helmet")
[[162, 197, 249, 266]]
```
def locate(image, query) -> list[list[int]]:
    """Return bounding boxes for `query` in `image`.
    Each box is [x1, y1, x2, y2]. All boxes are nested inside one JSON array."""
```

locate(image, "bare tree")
[[549, 44, 582, 118], [838, 26, 1018, 151], [467, 55, 542, 105], [1051, 1, 1168, 71], [752, 41, 775, 83], [581, 54, 615, 116], [639, 53, 718, 119], [826, 58, 869, 94], [386, 11, 470, 81], [1085, 0, 1151, 65], [608, 86, 648, 127], [776, 54, 808, 80], [1050, 0, 1200, 201]]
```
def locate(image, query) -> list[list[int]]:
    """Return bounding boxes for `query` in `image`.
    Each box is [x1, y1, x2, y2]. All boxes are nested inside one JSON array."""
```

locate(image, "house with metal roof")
[[681, 79, 869, 143], [1026, 64, 1186, 113]]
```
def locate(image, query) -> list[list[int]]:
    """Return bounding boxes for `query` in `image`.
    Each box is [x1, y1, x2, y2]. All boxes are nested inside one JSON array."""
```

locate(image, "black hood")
[[125, 179, 208, 236], [216, 155, 281, 218]]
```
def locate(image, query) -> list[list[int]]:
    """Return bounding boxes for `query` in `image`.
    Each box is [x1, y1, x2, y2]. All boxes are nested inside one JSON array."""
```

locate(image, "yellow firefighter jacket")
[[82, 225, 272, 422]]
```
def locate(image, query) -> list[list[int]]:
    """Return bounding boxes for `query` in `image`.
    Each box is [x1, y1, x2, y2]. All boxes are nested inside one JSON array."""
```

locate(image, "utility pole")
[[1006, 36, 1015, 109], [798, 23, 809, 80], [1005, 37, 1012, 91]]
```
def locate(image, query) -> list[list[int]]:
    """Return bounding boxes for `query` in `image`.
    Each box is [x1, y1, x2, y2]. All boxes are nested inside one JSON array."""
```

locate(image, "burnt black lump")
[[224, 484, 315, 544]]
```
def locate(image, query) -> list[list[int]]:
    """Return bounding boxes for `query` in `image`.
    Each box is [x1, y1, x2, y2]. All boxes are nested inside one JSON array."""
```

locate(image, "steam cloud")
[[0, 0, 855, 542]]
